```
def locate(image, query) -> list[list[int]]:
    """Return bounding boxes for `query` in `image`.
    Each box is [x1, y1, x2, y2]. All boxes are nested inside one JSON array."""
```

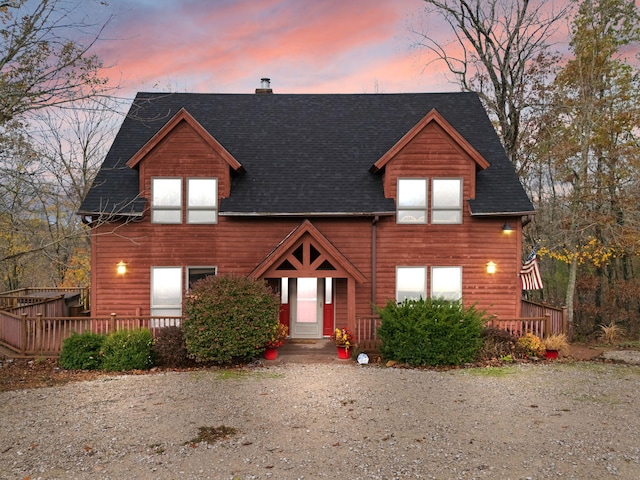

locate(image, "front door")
[[291, 277, 323, 338]]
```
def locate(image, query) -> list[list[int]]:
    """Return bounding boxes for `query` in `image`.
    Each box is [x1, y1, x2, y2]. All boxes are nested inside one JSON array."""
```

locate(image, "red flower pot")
[[336, 345, 350, 360], [264, 347, 278, 360], [544, 349, 558, 360]]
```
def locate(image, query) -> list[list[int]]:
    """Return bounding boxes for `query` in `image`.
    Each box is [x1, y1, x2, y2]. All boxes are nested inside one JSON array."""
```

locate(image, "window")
[[151, 267, 182, 316], [187, 266, 217, 290], [151, 178, 182, 223], [432, 178, 462, 224], [397, 178, 427, 224], [396, 267, 426, 302], [187, 178, 218, 224], [432, 266, 462, 300]]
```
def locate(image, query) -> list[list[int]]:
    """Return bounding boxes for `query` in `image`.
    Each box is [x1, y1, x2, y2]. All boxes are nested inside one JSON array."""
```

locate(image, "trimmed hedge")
[[377, 298, 486, 366], [59, 331, 106, 370], [100, 328, 155, 371], [183, 274, 280, 364]]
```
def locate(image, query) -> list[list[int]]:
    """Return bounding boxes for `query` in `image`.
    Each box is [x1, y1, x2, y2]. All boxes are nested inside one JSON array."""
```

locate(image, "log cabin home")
[[78, 80, 535, 340]]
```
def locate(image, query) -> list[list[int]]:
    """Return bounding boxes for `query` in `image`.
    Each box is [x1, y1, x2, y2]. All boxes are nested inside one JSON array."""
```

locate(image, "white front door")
[[290, 277, 323, 338]]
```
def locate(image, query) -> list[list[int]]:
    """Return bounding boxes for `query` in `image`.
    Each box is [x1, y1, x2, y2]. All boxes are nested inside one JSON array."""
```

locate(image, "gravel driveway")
[[1, 361, 639, 480]]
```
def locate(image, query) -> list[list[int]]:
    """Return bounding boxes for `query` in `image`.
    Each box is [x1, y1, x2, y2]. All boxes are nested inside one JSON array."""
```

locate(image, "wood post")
[[20, 313, 27, 355], [110, 313, 117, 333], [35, 313, 43, 354], [544, 314, 551, 338]]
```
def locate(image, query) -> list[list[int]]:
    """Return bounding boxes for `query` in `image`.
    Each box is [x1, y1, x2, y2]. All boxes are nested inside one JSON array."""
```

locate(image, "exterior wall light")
[[486, 261, 497, 274], [502, 222, 513, 233], [116, 261, 127, 275]]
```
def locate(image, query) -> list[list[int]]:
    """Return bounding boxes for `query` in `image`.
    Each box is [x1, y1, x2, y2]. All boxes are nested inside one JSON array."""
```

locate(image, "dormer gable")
[[126, 108, 245, 173], [369, 108, 490, 174]]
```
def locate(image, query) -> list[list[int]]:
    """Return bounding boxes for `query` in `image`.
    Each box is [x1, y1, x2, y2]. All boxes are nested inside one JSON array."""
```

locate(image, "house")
[[78, 81, 535, 339]]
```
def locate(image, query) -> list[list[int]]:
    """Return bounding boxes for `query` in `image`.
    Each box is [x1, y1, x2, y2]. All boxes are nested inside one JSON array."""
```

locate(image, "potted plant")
[[264, 322, 288, 360], [543, 334, 569, 359], [331, 327, 353, 359]]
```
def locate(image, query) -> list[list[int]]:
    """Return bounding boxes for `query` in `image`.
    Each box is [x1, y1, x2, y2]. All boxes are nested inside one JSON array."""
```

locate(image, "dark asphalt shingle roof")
[[78, 92, 534, 217]]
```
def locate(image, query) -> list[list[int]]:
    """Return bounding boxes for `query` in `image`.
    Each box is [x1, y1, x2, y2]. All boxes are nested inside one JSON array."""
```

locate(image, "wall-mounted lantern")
[[502, 222, 513, 234], [116, 261, 127, 275], [486, 261, 496, 274]]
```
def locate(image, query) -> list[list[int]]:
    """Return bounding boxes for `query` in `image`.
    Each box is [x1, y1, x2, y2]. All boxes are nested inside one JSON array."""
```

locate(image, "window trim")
[[151, 177, 182, 224], [187, 177, 218, 224], [395, 266, 427, 302], [187, 266, 217, 291], [431, 178, 463, 224], [396, 178, 427, 224]]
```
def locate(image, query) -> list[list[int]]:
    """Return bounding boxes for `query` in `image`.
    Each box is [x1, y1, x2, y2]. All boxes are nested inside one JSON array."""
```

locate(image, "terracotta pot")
[[336, 345, 350, 360], [544, 349, 558, 359], [264, 347, 278, 360]]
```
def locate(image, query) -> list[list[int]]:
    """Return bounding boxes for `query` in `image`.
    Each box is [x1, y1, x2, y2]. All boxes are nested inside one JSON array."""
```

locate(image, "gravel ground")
[[1, 361, 640, 480]]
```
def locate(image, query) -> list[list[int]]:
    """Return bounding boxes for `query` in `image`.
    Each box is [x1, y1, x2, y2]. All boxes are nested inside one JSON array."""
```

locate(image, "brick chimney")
[[255, 77, 273, 94]]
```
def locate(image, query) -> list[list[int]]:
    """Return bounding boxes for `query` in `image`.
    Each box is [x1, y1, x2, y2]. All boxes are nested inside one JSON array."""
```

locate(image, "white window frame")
[[151, 267, 183, 317], [431, 266, 462, 301], [396, 266, 427, 302], [187, 178, 218, 224], [397, 178, 427, 224], [432, 178, 462, 224], [151, 178, 182, 224]]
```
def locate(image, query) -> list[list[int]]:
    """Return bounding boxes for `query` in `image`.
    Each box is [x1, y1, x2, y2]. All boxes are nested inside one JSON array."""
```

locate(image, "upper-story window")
[[397, 178, 427, 224], [432, 178, 462, 224], [151, 177, 218, 224], [187, 178, 218, 224], [152, 178, 182, 223]]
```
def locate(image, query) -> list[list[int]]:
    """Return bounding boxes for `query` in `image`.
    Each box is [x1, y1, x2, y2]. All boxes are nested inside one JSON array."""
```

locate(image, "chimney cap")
[[256, 77, 273, 94]]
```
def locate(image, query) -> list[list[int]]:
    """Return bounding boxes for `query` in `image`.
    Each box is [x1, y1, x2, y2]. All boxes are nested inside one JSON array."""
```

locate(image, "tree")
[[532, 0, 640, 334], [0, 0, 113, 124], [412, 0, 569, 172]]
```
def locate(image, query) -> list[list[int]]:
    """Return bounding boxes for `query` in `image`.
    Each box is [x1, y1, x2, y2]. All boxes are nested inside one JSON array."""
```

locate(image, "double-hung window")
[[397, 178, 427, 224], [187, 178, 218, 224], [432, 178, 462, 224], [431, 266, 462, 300], [151, 267, 183, 317], [151, 178, 182, 223], [396, 266, 427, 302]]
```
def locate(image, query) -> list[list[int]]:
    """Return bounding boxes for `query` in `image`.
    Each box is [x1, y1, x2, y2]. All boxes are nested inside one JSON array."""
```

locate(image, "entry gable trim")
[[126, 108, 245, 172], [249, 220, 366, 283], [369, 108, 491, 173]]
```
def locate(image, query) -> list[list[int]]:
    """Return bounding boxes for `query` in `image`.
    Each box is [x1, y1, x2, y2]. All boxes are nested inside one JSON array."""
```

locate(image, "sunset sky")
[[90, 0, 455, 96]]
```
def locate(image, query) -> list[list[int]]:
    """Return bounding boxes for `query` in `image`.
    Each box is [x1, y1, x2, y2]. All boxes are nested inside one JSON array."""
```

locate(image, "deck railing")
[[0, 312, 183, 357]]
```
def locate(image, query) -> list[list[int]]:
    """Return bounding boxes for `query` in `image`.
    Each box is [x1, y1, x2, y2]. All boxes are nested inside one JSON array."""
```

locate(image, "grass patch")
[[461, 366, 518, 377]]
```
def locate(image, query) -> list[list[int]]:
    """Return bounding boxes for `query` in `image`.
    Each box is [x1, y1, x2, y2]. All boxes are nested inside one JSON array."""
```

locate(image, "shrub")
[[101, 328, 155, 371], [476, 327, 518, 362], [59, 331, 106, 370], [183, 274, 280, 364], [153, 326, 195, 368], [376, 298, 486, 366], [516, 333, 545, 357]]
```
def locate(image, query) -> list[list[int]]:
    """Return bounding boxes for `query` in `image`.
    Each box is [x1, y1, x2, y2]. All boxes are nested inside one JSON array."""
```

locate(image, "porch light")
[[502, 222, 513, 233], [486, 261, 496, 274], [116, 261, 127, 275]]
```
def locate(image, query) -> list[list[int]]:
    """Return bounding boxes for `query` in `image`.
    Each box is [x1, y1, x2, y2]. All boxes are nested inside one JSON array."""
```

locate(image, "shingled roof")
[[78, 92, 534, 217]]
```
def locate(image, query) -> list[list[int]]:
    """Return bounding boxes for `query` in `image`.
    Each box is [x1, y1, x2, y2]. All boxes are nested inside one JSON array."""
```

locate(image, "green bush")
[[376, 298, 486, 366], [101, 328, 155, 372], [59, 331, 106, 370], [153, 326, 195, 368], [183, 274, 280, 364]]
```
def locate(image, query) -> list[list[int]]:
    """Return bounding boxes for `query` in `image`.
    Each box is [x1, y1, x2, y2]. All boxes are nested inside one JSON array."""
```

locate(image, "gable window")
[[432, 178, 462, 224], [151, 267, 183, 317], [187, 178, 218, 224], [397, 178, 427, 224], [152, 178, 182, 224], [188, 266, 217, 290], [396, 266, 426, 302], [432, 266, 462, 300]]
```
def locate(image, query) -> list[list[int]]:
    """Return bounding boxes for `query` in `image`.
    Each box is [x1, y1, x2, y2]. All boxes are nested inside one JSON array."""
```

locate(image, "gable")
[[249, 220, 366, 282]]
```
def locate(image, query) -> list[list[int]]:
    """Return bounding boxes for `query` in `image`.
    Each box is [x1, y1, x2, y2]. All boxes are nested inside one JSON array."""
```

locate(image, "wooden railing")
[[0, 287, 90, 311], [0, 312, 183, 357]]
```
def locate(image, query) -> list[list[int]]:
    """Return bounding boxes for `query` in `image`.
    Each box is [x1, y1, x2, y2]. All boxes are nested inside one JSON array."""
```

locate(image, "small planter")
[[544, 349, 559, 360], [336, 345, 350, 360], [264, 347, 279, 360]]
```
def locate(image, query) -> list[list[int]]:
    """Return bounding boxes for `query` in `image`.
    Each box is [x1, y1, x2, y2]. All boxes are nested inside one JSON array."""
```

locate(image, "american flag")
[[520, 250, 543, 290]]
